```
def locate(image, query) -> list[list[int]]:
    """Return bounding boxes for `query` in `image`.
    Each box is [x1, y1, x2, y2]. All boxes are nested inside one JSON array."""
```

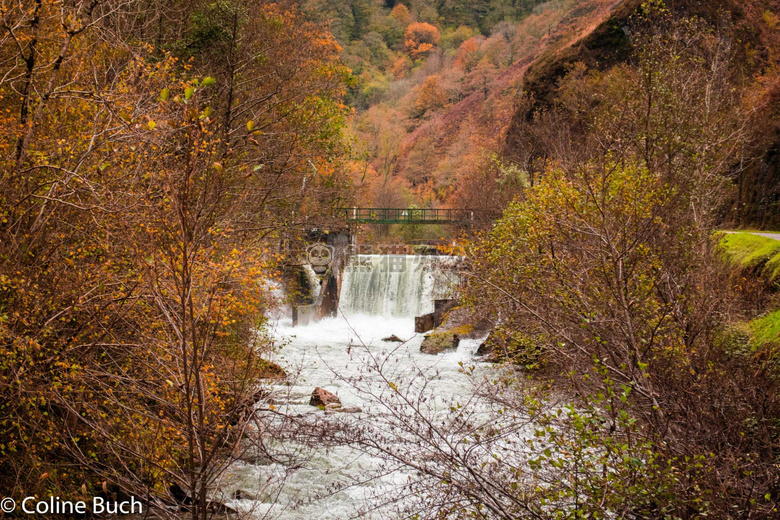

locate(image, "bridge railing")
[[334, 207, 492, 224]]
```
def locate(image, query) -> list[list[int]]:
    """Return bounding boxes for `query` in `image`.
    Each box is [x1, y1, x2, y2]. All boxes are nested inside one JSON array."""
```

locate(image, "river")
[[215, 255, 489, 519]]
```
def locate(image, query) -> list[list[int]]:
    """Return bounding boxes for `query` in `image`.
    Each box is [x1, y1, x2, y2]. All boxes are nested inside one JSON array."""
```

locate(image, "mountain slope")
[[504, 0, 780, 227], [389, 0, 629, 208]]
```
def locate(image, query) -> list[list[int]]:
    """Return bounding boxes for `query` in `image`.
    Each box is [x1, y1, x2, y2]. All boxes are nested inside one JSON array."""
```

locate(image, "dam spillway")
[[338, 254, 457, 317]]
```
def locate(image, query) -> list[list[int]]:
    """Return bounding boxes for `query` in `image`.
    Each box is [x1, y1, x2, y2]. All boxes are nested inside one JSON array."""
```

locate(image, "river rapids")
[[216, 255, 490, 519]]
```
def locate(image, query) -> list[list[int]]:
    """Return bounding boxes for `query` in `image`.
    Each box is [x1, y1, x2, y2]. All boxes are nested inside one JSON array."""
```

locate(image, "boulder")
[[382, 334, 404, 342], [438, 306, 491, 339], [233, 489, 255, 500], [324, 402, 342, 415], [309, 387, 341, 408], [475, 332, 496, 358], [257, 358, 286, 379], [420, 332, 460, 355]]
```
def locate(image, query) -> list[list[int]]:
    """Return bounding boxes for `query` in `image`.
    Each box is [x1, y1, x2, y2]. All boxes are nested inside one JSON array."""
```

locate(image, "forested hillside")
[[301, 0, 581, 215], [310, 0, 780, 229], [505, 0, 780, 228]]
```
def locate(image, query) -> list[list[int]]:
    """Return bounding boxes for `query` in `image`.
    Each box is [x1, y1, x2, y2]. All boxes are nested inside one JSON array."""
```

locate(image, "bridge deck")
[[335, 207, 488, 225]]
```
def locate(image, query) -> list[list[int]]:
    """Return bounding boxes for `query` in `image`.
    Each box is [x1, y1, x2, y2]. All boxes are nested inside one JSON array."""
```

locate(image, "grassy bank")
[[718, 232, 780, 284], [719, 232, 780, 354], [750, 309, 780, 348]]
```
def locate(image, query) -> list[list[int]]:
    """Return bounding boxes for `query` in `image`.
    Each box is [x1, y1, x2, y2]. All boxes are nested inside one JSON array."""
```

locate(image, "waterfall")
[[339, 255, 456, 317]]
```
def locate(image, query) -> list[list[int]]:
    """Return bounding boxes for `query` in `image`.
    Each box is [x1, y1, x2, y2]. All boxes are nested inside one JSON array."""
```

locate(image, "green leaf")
[[159, 88, 169, 101], [184, 86, 194, 100], [201, 76, 216, 87]]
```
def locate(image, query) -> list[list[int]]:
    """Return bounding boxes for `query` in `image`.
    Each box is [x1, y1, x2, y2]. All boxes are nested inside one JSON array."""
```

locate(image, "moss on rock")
[[420, 331, 460, 355]]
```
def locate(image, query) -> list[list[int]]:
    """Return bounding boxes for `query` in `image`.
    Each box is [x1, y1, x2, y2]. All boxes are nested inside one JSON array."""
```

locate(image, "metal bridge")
[[334, 207, 492, 225]]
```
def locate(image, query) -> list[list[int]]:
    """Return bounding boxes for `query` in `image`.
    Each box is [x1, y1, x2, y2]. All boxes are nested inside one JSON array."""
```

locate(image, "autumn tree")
[[174, 0, 352, 231], [413, 75, 447, 116], [0, 0, 350, 516], [465, 56, 499, 97], [404, 22, 440, 60], [441, 25, 477, 50], [389, 3, 412, 26], [454, 36, 482, 70]]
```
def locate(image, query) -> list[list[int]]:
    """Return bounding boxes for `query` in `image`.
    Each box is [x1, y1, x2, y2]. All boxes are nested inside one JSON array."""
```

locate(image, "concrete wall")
[[415, 299, 458, 333]]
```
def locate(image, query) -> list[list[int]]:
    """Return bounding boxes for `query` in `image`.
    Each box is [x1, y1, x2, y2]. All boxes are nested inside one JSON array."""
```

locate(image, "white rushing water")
[[339, 255, 457, 317], [218, 255, 486, 519]]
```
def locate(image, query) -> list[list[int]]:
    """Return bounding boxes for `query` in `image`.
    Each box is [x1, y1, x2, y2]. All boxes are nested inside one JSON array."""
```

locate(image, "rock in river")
[[309, 387, 341, 408], [420, 331, 460, 355]]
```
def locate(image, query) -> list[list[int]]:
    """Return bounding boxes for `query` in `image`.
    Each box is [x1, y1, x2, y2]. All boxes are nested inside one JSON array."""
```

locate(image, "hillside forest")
[[2, 0, 780, 519]]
